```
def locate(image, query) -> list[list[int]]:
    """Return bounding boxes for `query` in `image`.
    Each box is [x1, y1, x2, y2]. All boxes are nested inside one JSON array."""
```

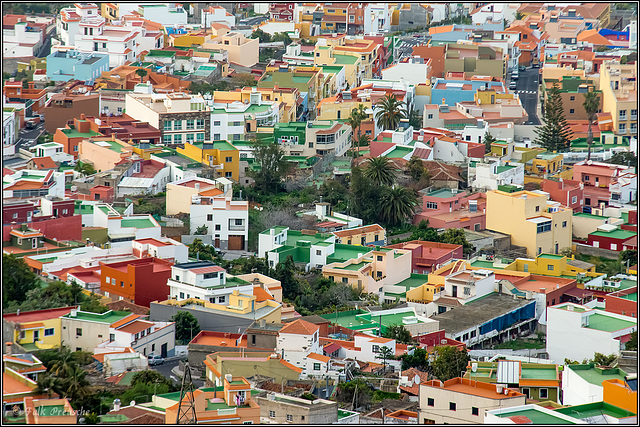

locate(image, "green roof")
[[61, 310, 131, 324], [329, 244, 372, 263], [471, 260, 496, 268], [338, 261, 370, 271], [393, 274, 430, 292], [333, 54, 358, 65], [260, 226, 288, 235], [585, 312, 636, 332], [496, 165, 516, 173], [589, 229, 636, 240], [120, 218, 156, 229], [574, 212, 607, 220], [494, 408, 578, 424], [60, 128, 102, 139], [617, 292, 637, 302], [385, 146, 413, 158], [555, 402, 636, 420], [538, 254, 564, 259], [427, 188, 460, 198], [567, 364, 627, 386], [35, 404, 67, 416], [520, 366, 558, 380]]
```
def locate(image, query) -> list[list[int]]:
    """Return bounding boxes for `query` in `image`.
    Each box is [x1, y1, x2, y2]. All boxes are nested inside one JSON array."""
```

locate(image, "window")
[[120, 281, 124, 287], [463, 287, 471, 295], [203, 272, 218, 279], [372, 345, 380, 353], [539, 388, 548, 399], [537, 221, 552, 233], [112, 278, 116, 285], [463, 333, 469, 340], [225, 156, 233, 163], [547, 265, 554, 271], [308, 142, 313, 148], [470, 330, 476, 338], [535, 206, 540, 212], [180, 292, 185, 299], [426, 201, 438, 209], [342, 277, 348, 284], [428, 114, 433, 119], [12, 213, 17, 219], [449, 402, 456, 411], [218, 296, 226, 303], [472, 407, 479, 416], [562, 221, 567, 228], [164, 121, 172, 130], [537, 247, 542, 255], [611, 243, 617, 250], [197, 119, 205, 128], [174, 120, 182, 130], [213, 120, 221, 126], [316, 250, 322, 256], [214, 133, 221, 140], [197, 133, 205, 142], [186, 133, 194, 143], [215, 224, 221, 231], [269, 411, 275, 418], [76, 328, 82, 336], [619, 110, 627, 120], [427, 398, 434, 407], [164, 134, 172, 144], [570, 96, 575, 101], [44, 328, 54, 336], [619, 123, 626, 133], [570, 109, 575, 114], [286, 414, 293, 422], [377, 255, 383, 261], [187, 119, 194, 130], [207, 214, 213, 221], [631, 123, 637, 133], [571, 196, 577, 204], [314, 363, 321, 370], [174, 134, 182, 143]]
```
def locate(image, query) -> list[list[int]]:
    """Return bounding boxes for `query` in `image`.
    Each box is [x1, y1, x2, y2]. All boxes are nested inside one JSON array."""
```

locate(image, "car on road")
[[519, 65, 526, 71], [148, 354, 164, 366], [509, 81, 517, 90], [511, 71, 519, 81]]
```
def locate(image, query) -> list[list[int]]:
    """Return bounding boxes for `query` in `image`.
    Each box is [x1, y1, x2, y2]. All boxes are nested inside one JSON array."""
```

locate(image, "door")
[[33, 330, 39, 343], [555, 243, 559, 254], [161, 343, 168, 358], [32, 238, 38, 249], [452, 285, 458, 297], [214, 237, 220, 248], [228, 235, 244, 250]]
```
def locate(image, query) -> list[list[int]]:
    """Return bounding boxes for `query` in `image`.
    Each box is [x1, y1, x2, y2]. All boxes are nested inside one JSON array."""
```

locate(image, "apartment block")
[[254, 392, 338, 424], [599, 60, 637, 136]]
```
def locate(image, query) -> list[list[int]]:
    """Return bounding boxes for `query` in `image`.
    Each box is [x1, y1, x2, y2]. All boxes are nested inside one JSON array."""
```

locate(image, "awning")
[[563, 288, 594, 300], [323, 342, 342, 354]]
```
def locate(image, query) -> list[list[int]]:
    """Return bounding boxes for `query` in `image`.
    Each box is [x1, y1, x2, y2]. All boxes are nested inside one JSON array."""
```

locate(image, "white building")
[[103, 319, 176, 358], [205, 90, 279, 141], [137, 3, 187, 27], [74, 22, 140, 68], [300, 203, 363, 229], [470, 3, 518, 25], [201, 5, 236, 28], [167, 261, 253, 303], [190, 196, 249, 251], [3, 110, 18, 156], [485, 405, 587, 424], [56, 3, 102, 47], [257, 21, 297, 37], [444, 269, 496, 303], [546, 302, 637, 364], [277, 319, 330, 378], [459, 120, 515, 145], [381, 59, 431, 86], [26, 142, 74, 163], [469, 160, 525, 191], [562, 363, 631, 406], [2, 170, 65, 200], [609, 173, 637, 206], [364, 3, 391, 34], [3, 21, 43, 58], [429, 4, 449, 24], [120, 14, 165, 52]]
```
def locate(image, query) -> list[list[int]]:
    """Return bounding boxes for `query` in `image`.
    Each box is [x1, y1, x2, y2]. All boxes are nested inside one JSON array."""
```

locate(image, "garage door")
[[228, 235, 244, 250]]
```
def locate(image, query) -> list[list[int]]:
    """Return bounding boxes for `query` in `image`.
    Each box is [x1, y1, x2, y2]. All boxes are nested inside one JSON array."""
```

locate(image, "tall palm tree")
[[379, 186, 418, 226], [582, 91, 600, 161], [35, 373, 59, 399], [363, 157, 396, 187], [346, 104, 368, 154], [49, 347, 76, 378], [375, 94, 406, 130], [64, 365, 90, 401]]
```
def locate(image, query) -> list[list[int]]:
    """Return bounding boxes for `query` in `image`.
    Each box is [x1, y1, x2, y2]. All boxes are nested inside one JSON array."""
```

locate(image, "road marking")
[[170, 375, 177, 381]]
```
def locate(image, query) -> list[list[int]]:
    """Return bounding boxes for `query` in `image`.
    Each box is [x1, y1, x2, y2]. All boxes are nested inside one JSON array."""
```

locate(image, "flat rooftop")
[[431, 293, 534, 335], [567, 364, 627, 386]]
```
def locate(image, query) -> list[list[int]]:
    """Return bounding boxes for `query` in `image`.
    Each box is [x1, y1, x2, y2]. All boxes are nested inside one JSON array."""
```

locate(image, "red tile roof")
[[3, 306, 78, 323], [279, 319, 320, 336]]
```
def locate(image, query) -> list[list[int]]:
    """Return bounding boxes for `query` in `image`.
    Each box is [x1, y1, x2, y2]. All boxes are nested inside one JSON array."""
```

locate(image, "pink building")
[[414, 189, 486, 231], [572, 160, 634, 209], [540, 178, 584, 212], [385, 240, 463, 274]]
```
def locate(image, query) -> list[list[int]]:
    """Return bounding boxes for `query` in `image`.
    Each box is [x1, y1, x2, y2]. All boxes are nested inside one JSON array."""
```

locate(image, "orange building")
[[52, 114, 102, 157], [603, 378, 637, 414], [164, 376, 260, 424], [3, 80, 48, 114], [99, 257, 173, 307]]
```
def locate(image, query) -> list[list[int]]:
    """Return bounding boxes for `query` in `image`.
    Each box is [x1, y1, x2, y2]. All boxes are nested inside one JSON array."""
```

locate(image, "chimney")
[[113, 399, 121, 411], [260, 319, 266, 328], [225, 373, 233, 383], [70, 308, 77, 317], [5, 342, 12, 355]]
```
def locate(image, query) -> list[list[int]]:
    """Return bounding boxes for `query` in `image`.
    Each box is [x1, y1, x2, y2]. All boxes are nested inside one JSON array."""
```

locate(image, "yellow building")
[[204, 351, 302, 385], [501, 254, 602, 280], [406, 282, 446, 304], [313, 42, 365, 89], [170, 31, 212, 48], [177, 140, 240, 181], [486, 190, 573, 257], [202, 30, 260, 68], [525, 153, 564, 176], [3, 306, 78, 350], [211, 87, 300, 123], [332, 224, 386, 246], [101, 2, 119, 22], [599, 61, 637, 137]]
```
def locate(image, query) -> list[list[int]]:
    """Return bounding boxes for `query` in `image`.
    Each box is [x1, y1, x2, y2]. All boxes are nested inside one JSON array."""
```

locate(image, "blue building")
[[431, 78, 506, 106], [46, 50, 110, 84]]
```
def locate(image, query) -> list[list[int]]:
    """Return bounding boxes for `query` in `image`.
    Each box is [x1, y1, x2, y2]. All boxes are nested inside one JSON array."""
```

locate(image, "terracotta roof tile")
[[279, 319, 320, 336]]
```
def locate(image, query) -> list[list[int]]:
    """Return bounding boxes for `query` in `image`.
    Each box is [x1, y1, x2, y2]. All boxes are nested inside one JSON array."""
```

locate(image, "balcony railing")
[[228, 225, 246, 231]]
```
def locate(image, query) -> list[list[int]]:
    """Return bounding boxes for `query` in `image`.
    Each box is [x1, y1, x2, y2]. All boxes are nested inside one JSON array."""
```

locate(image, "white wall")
[[561, 366, 607, 406], [381, 63, 430, 86]]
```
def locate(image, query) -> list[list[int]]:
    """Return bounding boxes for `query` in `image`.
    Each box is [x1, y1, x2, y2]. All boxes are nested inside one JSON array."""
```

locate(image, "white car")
[[148, 354, 164, 366]]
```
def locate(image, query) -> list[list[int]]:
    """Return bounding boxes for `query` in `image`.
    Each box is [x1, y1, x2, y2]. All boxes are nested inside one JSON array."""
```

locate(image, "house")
[[43, 89, 101, 135], [541, 179, 585, 213], [176, 140, 239, 181], [381, 58, 432, 86], [254, 391, 338, 424], [413, 190, 487, 231], [418, 377, 526, 424], [60, 308, 139, 352], [46, 49, 109, 84], [124, 90, 210, 148], [572, 160, 636, 210], [2, 80, 47, 115], [205, 91, 280, 141], [3, 306, 77, 351], [319, 307, 439, 338], [486, 189, 573, 257], [464, 360, 561, 402], [204, 351, 302, 386], [604, 286, 638, 318], [165, 176, 230, 215], [99, 257, 173, 307], [586, 225, 637, 251], [22, 397, 77, 425], [598, 60, 637, 137], [331, 224, 386, 247], [300, 203, 362, 230], [562, 363, 630, 406], [485, 404, 586, 424], [555, 400, 637, 424], [257, 65, 323, 116], [277, 319, 329, 378], [469, 160, 525, 191], [385, 240, 463, 274], [136, 3, 187, 27], [431, 76, 506, 107], [51, 111, 103, 157], [202, 28, 259, 67], [168, 261, 250, 303], [546, 303, 637, 364], [268, 120, 352, 157], [201, 5, 235, 28], [69, 114, 162, 145], [98, 318, 175, 358]]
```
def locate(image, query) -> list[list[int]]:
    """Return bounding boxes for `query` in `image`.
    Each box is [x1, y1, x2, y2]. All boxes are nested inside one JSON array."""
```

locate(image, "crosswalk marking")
[[517, 90, 537, 94]]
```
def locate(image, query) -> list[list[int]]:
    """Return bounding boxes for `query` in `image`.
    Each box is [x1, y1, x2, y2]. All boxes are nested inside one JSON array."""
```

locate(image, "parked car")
[[519, 65, 526, 71], [509, 81, 517, 90], [148, 354, 164, 366], [511, 72, 519, 81]]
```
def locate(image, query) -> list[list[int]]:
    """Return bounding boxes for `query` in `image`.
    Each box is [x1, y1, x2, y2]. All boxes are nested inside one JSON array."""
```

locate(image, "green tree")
[[619, 250, 638, 267], [187, 238, 217, 262], [593, 352, 617, 368], [363, 156, 396, 187], [74, 161, 97, 176], [194, 225, 208, 235], [608, 151, 637, 167], [319, 179, 348, 207], [336, 378, 372, 409], [400, 346, 429, 371], [272, 255, 298, 296], [515, 11, 524, 21], [248, 140, 293, 194], [349, 165, 382, 225], [64, 365, 91, 401], [440, 228, 475, 255], [431, 346, 470, 382], [135, 67, 148, 83], [250, 28, 272, 42], [483, 131, 496, 154], [35, 373, 59, 399], [376, 346, 395, 373], [356, 134, 371, 148], [535, 83, 573, 152], [408, 108, 422, 129], [411, 220, 441, 242], [3, 254, 39, 308], [625, 330, 638, 351], [171, 311, 200, 345], [582, 91, 600, 161], [131, 370, 174, 389], [229, 73, 258, 89], [272, 32, 293, 46], [346, 104, 368, 153], [405, 156, 429, 182], [375, 94, 407, 130], [379, 186, 418, 226], [383, 324, 415, 344]]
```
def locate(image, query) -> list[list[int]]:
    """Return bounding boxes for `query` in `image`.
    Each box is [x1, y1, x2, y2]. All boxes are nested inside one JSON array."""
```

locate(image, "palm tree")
[[379, 186, 418, 226], [49, 348, 76, 378], [346, 104, 368, 154], [363, 157, 396, 187], [35, 373, 59, 399], [64, 365, 91, 401], [582, 91, 600, 161], [375, 94, 406, 130], [135, 67, 148, 83]]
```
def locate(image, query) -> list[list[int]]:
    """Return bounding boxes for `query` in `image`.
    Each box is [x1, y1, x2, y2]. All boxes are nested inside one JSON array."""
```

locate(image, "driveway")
[[150, 357, 204, 389], [513, 68, 541, 125]]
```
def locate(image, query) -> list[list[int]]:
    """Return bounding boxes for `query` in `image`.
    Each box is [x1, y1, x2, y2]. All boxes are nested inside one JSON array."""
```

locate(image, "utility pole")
[[176, 362, 197, 424]]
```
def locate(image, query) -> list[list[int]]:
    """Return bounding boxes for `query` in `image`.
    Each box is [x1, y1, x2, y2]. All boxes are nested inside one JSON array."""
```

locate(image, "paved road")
[[394, 35, 430, 62], [151, 358, 204, 389], [16, 122, 47, 150], [37, 31, 53, 58], [514, 67, 541, 125]]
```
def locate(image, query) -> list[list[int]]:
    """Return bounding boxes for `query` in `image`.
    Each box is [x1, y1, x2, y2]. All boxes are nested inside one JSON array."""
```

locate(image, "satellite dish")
[[414, 374, 421, 385]]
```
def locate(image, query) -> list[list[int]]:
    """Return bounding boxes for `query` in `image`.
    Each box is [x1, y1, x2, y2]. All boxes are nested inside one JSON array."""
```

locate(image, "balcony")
[[228, 225, 246, 231]]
